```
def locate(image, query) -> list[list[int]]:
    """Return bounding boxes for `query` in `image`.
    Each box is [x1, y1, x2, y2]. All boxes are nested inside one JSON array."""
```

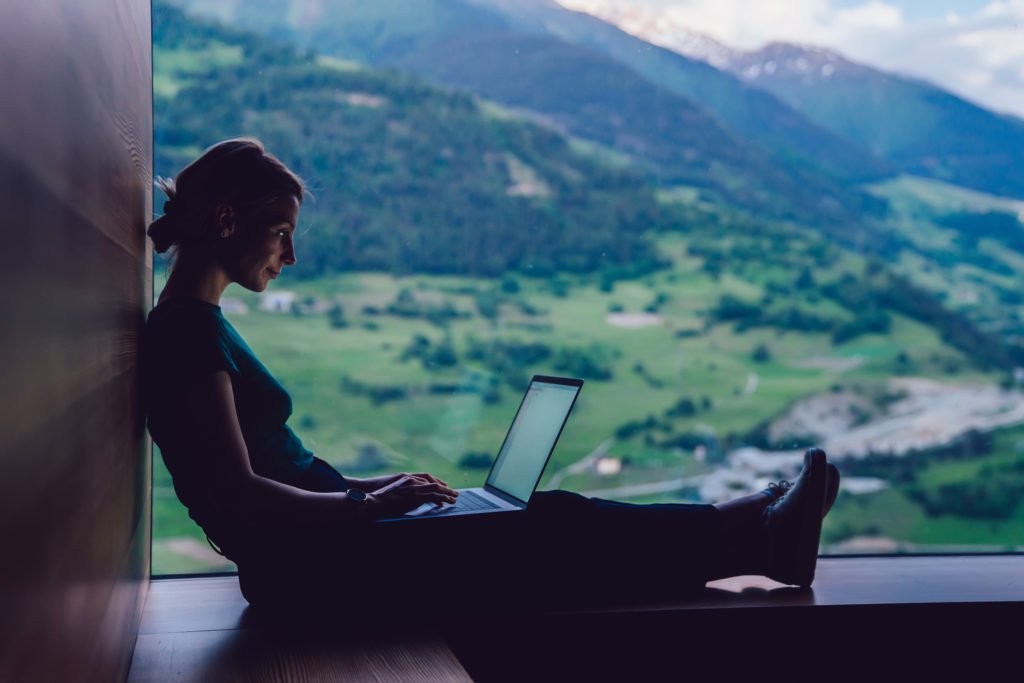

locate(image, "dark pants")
[[235, 458, 730, 612]]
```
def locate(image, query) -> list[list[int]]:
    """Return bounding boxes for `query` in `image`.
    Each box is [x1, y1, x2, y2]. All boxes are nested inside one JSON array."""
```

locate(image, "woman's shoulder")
[[147, 298, 229, 335], [149, 297, 224, 321], [145, 298, 240, 374]]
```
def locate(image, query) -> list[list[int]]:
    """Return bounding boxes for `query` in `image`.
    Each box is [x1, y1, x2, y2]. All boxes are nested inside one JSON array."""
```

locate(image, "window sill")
[[604, 554, 1024, 613], [147, 554, 1024, 622]]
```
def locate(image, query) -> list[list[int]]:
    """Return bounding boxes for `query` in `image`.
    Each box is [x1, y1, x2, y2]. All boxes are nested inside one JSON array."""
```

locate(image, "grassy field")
[[822, 423, 1024, 552], [150, 2, 1024, 571], [151, 231, 1014, 572], [868, 175, 1024, 338]]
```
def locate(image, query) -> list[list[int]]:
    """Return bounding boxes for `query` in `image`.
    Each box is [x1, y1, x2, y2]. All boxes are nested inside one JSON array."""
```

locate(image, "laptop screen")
[[485, 377, 582, 503]]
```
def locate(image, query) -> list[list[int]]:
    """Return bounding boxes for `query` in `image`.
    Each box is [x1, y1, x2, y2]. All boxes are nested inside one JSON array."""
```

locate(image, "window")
[[152, 0, 1024, 574]]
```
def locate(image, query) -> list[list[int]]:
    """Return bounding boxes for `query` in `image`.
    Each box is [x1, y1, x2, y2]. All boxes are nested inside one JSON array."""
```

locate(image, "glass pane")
[[152, 0, 1024, 574]]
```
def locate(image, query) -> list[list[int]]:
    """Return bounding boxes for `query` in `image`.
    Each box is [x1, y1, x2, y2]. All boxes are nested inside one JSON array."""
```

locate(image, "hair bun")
[[147, 213, 178, 254]]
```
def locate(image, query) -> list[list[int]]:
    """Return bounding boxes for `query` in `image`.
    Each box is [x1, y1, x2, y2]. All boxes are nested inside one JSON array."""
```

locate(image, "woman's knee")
[[529, 489, 593, 516]]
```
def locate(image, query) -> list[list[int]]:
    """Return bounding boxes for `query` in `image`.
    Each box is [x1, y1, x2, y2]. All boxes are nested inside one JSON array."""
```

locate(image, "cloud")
[[659, 0, 834, 48], [848, 3, 1024, 116], [565, 0, 906, 49], [833, 2, 904, 32], [559, 0, 1024, 116]]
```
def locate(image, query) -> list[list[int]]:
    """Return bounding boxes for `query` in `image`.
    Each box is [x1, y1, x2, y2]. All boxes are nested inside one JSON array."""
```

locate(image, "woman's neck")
[[158, 252, 232, 306]]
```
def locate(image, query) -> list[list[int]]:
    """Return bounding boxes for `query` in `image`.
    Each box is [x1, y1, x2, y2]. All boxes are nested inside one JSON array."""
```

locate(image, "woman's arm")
[[346, 472, 452, 494], [180, 371, 456, 525]]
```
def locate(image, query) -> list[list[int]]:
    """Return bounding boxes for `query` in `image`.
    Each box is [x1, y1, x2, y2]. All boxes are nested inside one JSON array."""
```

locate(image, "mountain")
[[464, 0, 889, 183], [153, 0, 668, 278], [723, 43, 1024, 200], [561, 1, 1024, 200], [172, 0, 891, 229]]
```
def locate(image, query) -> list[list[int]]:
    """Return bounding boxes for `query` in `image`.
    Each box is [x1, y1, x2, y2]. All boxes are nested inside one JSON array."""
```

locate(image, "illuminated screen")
[[487, 380, 580, 502]]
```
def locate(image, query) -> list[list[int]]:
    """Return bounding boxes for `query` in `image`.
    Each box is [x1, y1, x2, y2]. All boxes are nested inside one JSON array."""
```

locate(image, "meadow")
[[149, 0, 1024, 573], [152, 228, 1023, 573]]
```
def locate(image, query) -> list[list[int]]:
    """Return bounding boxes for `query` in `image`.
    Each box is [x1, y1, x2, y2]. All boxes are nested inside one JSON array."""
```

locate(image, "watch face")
[[348, 488, 367, 502]]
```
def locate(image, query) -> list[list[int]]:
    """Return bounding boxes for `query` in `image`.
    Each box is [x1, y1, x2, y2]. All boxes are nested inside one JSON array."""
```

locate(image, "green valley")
[[151, 1, 1024, 572]]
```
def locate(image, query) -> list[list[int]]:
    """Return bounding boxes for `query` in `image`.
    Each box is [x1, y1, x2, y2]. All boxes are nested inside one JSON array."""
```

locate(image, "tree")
[[459, 452, 493, 469], [500, 274, 520, 294], [328, 303, 348, 329], [752, 344, 772, 363], [667, 398, 696, 417]]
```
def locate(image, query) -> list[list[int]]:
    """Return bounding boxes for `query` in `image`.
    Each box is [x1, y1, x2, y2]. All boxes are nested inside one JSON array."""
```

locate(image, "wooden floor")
[[128, 556, 1024, 681], [127, 577, 472, 682]]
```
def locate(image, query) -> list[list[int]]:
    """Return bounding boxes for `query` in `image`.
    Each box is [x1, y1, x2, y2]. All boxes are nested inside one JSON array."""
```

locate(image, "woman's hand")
[[363, 474, 459, 518], [348, 471, 450, 493]]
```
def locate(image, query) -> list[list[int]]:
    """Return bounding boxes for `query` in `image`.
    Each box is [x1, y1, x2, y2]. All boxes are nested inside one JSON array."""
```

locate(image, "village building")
[[259, 290, 296, 313]]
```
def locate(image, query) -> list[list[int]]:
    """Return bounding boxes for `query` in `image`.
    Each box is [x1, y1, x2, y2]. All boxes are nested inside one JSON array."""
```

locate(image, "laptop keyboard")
[[420, 489, 501, 515], [453, 489, 501, 511], [405, 489, 504, 517]]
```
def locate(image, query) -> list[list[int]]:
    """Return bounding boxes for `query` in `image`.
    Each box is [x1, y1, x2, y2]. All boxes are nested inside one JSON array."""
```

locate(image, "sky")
[[558, 0, 1024, 117]]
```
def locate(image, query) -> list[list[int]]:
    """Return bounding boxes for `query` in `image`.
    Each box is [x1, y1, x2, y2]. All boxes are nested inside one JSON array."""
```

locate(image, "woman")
[[143, 138, 840, 612]]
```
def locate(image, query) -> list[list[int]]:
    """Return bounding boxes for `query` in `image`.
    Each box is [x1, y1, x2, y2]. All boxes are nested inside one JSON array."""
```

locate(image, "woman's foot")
[[767, 462, 840, 518], [824, 463, 840, 517], [762, 448, 828, 587], [713, 461, 837, 530], [715, 480, 787, 516]]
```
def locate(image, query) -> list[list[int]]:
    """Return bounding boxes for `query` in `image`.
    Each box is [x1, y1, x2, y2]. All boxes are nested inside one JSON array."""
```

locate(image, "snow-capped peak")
[[731, 42, 861, 83], [555, 1, 860, 83], [555, 0, 741, 69]]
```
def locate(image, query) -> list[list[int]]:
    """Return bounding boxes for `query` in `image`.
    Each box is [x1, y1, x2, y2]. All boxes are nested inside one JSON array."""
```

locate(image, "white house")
[[259, 290, 297, 313]]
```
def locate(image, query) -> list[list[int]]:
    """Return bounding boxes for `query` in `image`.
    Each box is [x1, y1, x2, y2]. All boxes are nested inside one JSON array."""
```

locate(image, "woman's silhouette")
[[143, 138, 839, 612]]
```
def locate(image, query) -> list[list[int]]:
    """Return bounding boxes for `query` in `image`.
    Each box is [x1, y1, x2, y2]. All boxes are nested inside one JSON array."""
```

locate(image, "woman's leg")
[[526, 491, 737, 603], [238, 492, 743, 611], [516, 450, 832, 594], [237, 452, 831, 610], [236, 508, 528, 612]]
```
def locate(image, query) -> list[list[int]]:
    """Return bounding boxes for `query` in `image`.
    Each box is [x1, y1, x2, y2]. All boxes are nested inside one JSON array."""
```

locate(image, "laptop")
[[378, 375, 583, 522]]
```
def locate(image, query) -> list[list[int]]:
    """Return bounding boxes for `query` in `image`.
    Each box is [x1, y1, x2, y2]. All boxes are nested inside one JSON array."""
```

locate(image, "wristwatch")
[[346, 488, 368, 520]]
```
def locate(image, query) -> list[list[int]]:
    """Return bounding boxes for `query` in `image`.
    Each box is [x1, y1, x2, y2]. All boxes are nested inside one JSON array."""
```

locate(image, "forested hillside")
[[155, 0, 1020, 369], [171, 0, 891, 229], [152, 1, 1024, 572], [463, 0, 891, 183], [155, 0, 671, 278]]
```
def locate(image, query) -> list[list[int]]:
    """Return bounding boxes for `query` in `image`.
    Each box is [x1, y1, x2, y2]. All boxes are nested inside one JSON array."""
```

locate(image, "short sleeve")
[[142, 302, 243, 466], [146, 305, 239, 381], [178, 314, 239, 378]]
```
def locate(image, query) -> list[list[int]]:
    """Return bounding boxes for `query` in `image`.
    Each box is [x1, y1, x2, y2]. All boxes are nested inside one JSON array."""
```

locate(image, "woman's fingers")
[[369, 472, 452, 498], [392, 479, 456, 497], [406, 472, 450, 487], [417, 481, 458, 497], [375, 479, 457, 509], [405, 483, 457, 503], [421, 492, 457, 506]]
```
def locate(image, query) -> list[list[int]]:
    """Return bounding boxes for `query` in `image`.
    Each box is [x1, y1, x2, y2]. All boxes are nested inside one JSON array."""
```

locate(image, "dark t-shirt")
[[142, 298, 314, 542]]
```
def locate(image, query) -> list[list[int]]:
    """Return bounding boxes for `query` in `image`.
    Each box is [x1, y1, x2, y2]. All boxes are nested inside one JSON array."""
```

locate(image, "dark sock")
[[704, 505, 771, 581]]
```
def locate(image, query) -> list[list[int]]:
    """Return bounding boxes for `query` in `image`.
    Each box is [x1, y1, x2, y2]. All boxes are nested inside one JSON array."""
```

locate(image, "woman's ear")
[[216, 203, 237, 239]]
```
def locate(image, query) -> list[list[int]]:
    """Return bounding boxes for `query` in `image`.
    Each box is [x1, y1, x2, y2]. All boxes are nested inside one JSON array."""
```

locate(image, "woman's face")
[[222, 194, 300, 292]]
